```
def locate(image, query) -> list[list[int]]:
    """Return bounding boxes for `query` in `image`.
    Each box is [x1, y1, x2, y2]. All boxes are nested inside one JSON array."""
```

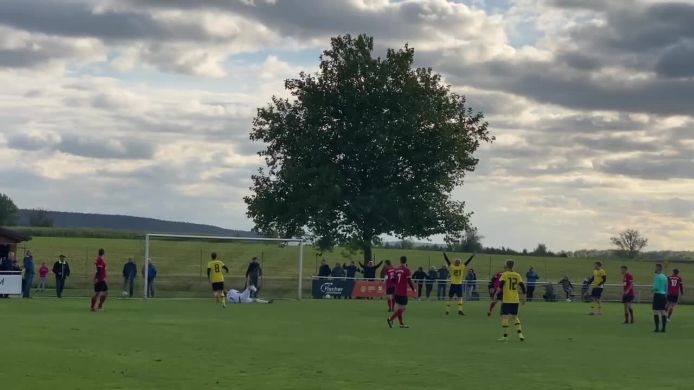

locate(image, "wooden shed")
[[0, 227, 31, 261]]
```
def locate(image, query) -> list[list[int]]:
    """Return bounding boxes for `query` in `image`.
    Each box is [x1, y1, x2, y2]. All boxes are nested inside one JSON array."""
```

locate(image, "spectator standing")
[[436, 265, 449, 300], [525, 267, 539, 301], [245, 257, 263, 298], [343, 261, 360, 279], [38, 262, 49, 292], [122, 257, 137, 298], [558, 276, 574, 301], [543, 282, 556, 302], [22, 250, 35, 298], [331, 263, 345, 278], [52, 255, 70, 298], [360, 260, 383, 280], [412, 267, 427, 299], [425, 266, 437, 299], [318, 260, 331, 278], [144, 260, 157, 298], [465, 268, 477, 300]]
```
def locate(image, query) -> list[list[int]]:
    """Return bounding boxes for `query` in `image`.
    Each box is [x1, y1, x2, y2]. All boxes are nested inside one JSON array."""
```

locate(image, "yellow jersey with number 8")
[[500, 271, 523, 304], [208, 260, 226, 283]]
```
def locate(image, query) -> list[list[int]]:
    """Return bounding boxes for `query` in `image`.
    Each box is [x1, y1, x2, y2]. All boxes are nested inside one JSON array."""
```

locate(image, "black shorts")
[[652, 294, 667, 310], [386, 287, 395, 295], [622, 295, 634, 303], [211, 282, 224, 291], [500, 303, 519, 316], [394, 295, 408, 306], [590, 288, 603, 298], [449, 284, 463, 298], [94, 281, 108, 293], [667, 294, 679, 304]]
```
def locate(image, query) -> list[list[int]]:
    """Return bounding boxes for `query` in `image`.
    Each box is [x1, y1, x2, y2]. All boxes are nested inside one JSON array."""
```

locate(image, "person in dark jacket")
[[526, 267, 540, 301], [464, 268, 477, 300], [343, 261, 360, 279], [143, 260, 157, 298], [425, 266, 437, 299], [437, 265, 449, 300], [245, 257, 263, 298], [52, 255, 70, 298], [412, 267, 427, 299], [22, 250, 35, 298], [318, 260, 331, 278], [122, 257, 137, 298], [359, 260, 383, 280], [331, 263, 345, 278]]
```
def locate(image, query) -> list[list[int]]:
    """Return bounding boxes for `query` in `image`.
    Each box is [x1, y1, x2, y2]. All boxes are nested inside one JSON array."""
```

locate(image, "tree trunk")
[[362, 242, 372, 263]]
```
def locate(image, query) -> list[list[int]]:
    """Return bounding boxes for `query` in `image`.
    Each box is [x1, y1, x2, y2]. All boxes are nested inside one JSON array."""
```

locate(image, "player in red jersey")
[[383, 260, 396, 312], [387, 256, 416, 329], [666, 269, 684, 320], [90, 248, 108, 311], [620, 265, 635, 324], [487, 270, 503, 316]]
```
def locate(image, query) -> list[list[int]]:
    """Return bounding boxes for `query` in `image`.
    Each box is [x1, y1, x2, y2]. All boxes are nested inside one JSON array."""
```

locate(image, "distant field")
[[1, 299, 693, 390], [15, 235, 694, 301]]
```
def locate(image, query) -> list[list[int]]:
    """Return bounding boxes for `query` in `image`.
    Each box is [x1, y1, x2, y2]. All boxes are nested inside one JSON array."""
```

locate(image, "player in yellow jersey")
[[498, 260, 526, 342], [443, 253, 475, 315], [587, 261, 607, 316], [207, 252, 229, 308]]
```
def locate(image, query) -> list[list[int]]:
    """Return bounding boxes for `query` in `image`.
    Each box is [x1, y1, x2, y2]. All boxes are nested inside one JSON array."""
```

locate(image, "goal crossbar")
[[143, 233, 305, 300]]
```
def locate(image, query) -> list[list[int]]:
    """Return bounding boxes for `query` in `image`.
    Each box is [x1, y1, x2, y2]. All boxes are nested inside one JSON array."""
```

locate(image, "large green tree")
[[0, 193, 19, 226], [245, 35, 492, 261]]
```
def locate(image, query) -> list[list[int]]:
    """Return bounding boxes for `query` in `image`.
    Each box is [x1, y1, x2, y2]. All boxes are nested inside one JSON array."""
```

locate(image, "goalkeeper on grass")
[[498, 260, 526, 342], [226, 285, 271, 304]]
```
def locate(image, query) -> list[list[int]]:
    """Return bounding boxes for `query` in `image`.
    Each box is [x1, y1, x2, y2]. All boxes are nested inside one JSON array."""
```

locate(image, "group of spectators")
[[0, 250, 71, 298], [316, 259, 482, 300]]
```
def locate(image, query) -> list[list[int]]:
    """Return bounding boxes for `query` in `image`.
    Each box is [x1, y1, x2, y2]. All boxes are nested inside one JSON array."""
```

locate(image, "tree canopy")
[[245, 35, 492, 261], [0, 193, 18, 226], [610, 228, 648, 258]]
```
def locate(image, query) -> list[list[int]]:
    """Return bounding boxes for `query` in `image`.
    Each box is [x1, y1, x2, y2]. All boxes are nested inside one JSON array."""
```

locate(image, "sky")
[[1, 0, 693, 251]]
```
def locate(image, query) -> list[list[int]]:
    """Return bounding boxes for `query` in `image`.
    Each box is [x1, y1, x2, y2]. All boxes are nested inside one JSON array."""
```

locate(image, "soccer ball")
[[122, 291, 128, 297], [325, 294, 332, 299]]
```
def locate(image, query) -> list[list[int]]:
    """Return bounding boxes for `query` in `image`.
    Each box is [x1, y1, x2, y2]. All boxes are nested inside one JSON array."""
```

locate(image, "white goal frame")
[[143, 233, 305, 300]]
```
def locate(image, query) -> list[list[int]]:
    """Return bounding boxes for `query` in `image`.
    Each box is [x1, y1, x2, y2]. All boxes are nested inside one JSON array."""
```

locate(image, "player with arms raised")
[[387, 256, 416, 329], [383, 260, 396, 312], [90, 248, 108, 312], [498, 260, 526, 342], [443, 253, 474, 316], [207, 252, 229, 308], [666, 269, 684, 321], [621, 265, 635, 324]]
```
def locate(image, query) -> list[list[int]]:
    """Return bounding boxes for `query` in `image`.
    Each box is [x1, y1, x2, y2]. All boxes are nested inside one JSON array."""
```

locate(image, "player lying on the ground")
[[225, 286, 272, 304]]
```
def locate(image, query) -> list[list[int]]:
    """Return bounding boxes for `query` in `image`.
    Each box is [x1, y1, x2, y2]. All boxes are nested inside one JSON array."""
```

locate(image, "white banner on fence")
[[0, 274, 22, 295]]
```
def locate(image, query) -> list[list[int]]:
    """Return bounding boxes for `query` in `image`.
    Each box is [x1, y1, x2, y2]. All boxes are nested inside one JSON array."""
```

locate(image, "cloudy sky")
[[1, 0, 693, 251]]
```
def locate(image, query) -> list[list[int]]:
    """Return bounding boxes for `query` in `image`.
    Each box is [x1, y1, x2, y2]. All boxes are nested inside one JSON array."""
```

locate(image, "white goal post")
[[143, 233, 305, 300]]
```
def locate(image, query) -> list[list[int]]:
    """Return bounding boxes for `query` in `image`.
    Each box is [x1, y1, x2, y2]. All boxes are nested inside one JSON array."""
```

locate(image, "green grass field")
[[14, 235, 694, 301], [2, 298, 692, 390]]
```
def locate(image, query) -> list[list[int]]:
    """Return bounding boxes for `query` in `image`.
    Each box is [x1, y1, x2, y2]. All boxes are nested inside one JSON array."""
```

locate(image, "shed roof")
[[0, 227, 31, 243]]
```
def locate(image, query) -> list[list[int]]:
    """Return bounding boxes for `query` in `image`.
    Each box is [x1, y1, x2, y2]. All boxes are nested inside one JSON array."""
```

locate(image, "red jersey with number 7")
[[384, 266, 396, 288], [394, 266, 412, 296], [668, 275, 683, 296]]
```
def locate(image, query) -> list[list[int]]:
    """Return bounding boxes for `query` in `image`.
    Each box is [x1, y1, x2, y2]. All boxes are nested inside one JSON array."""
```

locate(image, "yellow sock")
[[514, 318, 523, 334], [458, 300, 464, 312], [501, 318, 509, 337]]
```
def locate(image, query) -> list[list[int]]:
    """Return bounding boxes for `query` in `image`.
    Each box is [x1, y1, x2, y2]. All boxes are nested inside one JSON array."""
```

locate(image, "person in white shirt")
[[226, 285, 271, 304]]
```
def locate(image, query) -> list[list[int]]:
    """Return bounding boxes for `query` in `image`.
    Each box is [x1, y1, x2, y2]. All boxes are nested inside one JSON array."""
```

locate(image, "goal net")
[[140, 234, 305, 300]]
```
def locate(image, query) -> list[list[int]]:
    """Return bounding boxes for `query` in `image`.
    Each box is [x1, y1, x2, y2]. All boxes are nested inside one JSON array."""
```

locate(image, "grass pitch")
[[2, 298, 692, 390]]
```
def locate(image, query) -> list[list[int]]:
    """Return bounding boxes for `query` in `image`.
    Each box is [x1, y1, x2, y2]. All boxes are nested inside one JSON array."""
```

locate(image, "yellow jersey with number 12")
[[500, 271, 523, 304], [208, 260, 226, 283]]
